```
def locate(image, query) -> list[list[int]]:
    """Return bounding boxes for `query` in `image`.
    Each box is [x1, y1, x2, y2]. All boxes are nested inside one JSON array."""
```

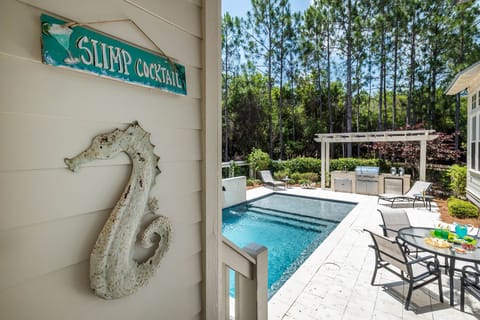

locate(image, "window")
[[472, 116, 477, 170], [469, 90, 480, 172]]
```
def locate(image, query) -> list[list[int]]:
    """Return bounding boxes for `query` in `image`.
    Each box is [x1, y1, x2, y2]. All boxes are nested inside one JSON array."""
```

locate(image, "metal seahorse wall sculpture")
[[64, 121, 172, 299]]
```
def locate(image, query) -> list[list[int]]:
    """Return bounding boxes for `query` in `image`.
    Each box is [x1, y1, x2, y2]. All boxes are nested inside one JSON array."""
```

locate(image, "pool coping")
[[226, 190, 357, 298], [241, 187, 480, 319], [253, 188, 374, 319]]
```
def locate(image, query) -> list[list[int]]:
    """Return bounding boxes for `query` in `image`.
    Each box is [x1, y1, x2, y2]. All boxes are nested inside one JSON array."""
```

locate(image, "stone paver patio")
[[244, 187, 479, 320]]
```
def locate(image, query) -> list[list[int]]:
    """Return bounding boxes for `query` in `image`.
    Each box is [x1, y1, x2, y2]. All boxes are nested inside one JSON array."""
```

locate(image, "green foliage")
[[273, 170, 290, 180], [329, 158, 386, 171], [247, 148, 271, 175], [289, 172, 303, 183], [221, 1, 477, 161], [272, 157, 387, 182], [299, 172, 319, 182], [280, 157, 322, 175], [246, 178, 261, 187], [447, 165, 467, 198], [447, 197, 479, 218], [272, 170, 317, 184]]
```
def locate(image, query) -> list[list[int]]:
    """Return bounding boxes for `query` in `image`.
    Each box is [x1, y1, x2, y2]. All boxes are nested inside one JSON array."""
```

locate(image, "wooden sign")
[[41, 14, 187, 95]]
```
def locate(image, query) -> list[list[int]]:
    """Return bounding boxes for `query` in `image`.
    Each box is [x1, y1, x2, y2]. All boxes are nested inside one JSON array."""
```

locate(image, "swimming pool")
[[222, 193, 356, 298]]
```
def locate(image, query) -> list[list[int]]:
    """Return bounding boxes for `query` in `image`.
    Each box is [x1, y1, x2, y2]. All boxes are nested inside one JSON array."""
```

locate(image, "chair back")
[[259, 170, 274, 183], [367, 230, 409, 274], [405, 181, 432, 197], [377, 207, 411, 238]]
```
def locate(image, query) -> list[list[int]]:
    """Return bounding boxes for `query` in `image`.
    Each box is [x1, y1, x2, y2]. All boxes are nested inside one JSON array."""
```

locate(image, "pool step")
[[249, 204, 342, 225], [246, 207, 335, 232]]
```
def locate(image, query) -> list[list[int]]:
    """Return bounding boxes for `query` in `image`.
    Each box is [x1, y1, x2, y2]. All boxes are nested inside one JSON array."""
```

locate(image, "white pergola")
[[314, 130, 439, 189]]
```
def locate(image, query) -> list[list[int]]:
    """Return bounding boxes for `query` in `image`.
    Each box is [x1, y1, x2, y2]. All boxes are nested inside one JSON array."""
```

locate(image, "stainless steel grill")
[[355, 166, 380, 195]]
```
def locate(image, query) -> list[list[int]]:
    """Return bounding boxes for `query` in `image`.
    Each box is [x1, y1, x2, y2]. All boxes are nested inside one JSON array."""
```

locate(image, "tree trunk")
[[392, 20, 399, 130], [377, 29, 384, 131], [224, 38, 229, 161], [407, 12, 416, 127], [279, 50, 284, 159], [268, 29, 273, 158], [345, 0, 353, 157], [327, 26, 333, 134]]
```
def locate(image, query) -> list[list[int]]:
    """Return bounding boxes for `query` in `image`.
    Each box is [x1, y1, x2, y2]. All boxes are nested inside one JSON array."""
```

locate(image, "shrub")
[[273, 157, 322, 175], [273, 157, 386, 175], [290, 172, 303, 184], [299, 172, 319, 182], [247, 148, 271, 177], [330, 158, 386, 171], [273, 170, 290, 181], [447, 165, 467, 198], [246, 178, 261, 187], [447, 197, 479, 218]]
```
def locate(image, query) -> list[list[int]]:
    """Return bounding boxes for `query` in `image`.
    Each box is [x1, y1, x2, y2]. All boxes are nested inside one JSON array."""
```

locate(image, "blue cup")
[[455, 224, 468, 239]]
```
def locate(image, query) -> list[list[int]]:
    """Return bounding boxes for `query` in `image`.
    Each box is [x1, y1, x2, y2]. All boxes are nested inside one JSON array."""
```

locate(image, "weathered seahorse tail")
[[139, 215, 172, 262], [66, 122, 171, 299]]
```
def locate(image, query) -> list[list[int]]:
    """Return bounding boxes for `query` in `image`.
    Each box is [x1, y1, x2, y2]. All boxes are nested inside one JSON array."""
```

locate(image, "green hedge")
[[272, 157, 386, 176], [330, 158, 387, 172], [272, 157, 322, 175], [273, 171, 319, 184], [447, 197, 479, 218]]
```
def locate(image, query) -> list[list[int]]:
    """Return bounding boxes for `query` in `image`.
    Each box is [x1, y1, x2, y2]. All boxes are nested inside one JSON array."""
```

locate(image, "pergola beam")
[[314, 130, 439, 189], [314, 129, 438, 143]]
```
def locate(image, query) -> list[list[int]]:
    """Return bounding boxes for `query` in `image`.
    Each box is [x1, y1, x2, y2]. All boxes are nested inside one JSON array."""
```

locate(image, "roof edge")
[[446, 60, 480, 95]]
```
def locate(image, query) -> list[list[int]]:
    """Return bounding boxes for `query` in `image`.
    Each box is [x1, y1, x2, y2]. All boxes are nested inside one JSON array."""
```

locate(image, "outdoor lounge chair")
[[365, 229, 443, 310], [378, 181, 432, 208], [259, 170, 285, 190], [460, 265, 480, 312]]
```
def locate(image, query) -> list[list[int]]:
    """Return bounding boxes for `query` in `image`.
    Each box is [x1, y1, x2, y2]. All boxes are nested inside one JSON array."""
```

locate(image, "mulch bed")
[[435, 198, 479, 228]]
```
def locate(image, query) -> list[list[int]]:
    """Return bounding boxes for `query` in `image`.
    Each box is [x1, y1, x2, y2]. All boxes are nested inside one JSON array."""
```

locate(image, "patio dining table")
[[398, 227, 480, 306]]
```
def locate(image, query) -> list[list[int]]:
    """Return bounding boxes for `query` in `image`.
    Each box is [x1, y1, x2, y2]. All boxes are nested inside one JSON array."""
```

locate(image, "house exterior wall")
[[466, 78, 480, 207], [0, 0, 221, 319]]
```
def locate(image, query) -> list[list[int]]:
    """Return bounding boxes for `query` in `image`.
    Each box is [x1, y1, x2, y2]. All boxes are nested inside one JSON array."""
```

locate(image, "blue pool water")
[[222, 194, 356, 298]]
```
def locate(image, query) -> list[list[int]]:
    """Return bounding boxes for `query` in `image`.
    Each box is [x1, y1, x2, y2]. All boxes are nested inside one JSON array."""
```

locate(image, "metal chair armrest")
[[463, 265, 480, 285], [406, 255, 437, 265]]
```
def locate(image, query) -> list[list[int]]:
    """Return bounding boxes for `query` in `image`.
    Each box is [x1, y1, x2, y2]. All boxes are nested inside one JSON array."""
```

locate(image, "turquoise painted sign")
[[41, 14, 187, 95]]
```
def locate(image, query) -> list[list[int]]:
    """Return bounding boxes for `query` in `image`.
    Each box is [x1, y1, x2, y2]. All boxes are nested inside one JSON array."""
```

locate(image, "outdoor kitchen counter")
[[330, 170, 411, 196], [379, 173, 411, 195]]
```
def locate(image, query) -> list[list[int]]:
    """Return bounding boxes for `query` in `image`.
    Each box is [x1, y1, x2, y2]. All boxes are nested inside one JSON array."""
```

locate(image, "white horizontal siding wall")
[[0, 0, 207, 319], [467, 81, 480, 208]]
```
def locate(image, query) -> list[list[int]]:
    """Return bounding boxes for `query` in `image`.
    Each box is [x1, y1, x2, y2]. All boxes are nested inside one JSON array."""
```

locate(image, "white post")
[[221, 266, 230, 320], [235, 244, 268, 320], [420, 139, 427, 181], [202, 0, 222, 319], [321, 141, 326, 189], [325, 142, 330, 188]]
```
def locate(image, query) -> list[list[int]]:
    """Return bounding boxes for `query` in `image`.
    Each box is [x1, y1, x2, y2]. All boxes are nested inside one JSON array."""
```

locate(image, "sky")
[[222, 0, 312, 17]]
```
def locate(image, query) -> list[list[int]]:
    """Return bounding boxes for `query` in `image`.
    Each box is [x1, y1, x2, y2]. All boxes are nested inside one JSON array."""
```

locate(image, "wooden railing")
[[221, 237, 268, 320]]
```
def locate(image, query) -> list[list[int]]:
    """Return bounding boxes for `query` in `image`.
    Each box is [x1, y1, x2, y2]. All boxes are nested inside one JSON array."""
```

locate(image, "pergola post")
[[314, 130, 437, 186], [420, 139, 427, 181], [325, 142, 330, 188], [321, 141, 326, 189]]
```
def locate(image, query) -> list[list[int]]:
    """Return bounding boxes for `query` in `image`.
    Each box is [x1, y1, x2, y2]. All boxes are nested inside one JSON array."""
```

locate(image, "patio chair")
[[377, 207, 451, 270], [378, 181, 432, 208], [460, 265, 480, 312], [377, 207, 411, 238], [259, 170, 285, 190], [365, 229, 443, 310]]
